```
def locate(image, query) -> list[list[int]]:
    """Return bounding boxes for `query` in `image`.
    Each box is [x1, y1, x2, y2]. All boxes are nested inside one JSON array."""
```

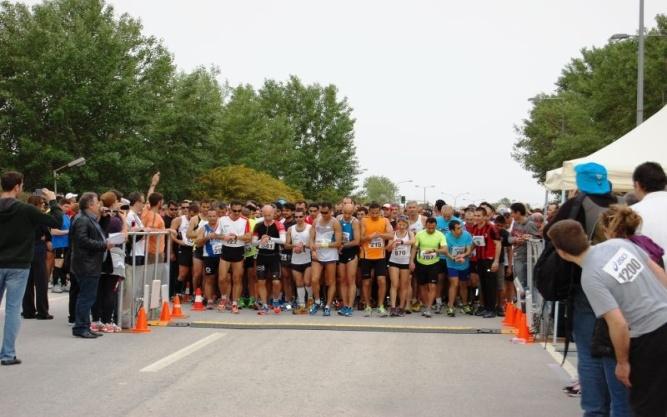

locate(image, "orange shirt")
[[141, 209, 165, 255], [361, 217, 389, 260]]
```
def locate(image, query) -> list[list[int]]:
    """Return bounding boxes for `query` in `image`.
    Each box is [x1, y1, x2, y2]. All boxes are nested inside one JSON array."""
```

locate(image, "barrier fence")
[[117, 231, 172, 329]]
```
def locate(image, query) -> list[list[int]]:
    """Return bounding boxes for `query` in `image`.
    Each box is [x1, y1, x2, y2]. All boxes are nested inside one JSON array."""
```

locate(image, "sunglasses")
[[231, 209, 241, 213], [180, 206, 189, 209], [295, 215, 304, 219], [320, 211, 330, 215]]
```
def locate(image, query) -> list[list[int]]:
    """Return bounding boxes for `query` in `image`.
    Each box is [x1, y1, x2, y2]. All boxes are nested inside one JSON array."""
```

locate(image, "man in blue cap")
[[544, 162, 631, 416]]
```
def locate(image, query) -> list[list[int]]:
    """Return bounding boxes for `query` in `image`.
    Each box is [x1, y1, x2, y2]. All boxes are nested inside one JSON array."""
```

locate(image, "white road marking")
[[545, 342, 577, 380], [140, 333, 225, 373]]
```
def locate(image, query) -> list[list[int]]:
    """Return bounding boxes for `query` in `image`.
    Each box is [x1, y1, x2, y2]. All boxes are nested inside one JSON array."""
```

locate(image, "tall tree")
[[513, 15, 667, 182], [0, 0, 175, 192], [363, 175, 398, 204]]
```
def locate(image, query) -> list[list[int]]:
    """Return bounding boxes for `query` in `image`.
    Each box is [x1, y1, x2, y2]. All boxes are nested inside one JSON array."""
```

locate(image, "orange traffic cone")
[[132, 306, 151, 333], [171, 295, 186, 318], [191, 288, 205, 311], [502, 303, 515, 326], [159, 301, 171, 324], [517, 314, 534, 343]]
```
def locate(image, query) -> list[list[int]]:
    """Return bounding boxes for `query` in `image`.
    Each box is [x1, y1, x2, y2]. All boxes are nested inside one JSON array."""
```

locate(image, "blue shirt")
[[436, 216, 462, 259], [51, 214, 71, 250], [445, 230, 473, 270]]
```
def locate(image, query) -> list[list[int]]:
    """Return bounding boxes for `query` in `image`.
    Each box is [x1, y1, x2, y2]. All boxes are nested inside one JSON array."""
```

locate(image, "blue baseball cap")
[[575, 162, 611, 195]]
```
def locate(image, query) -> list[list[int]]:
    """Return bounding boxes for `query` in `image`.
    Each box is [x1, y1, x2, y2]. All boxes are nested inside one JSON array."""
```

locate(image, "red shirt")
[[469, 222, 499, 261]]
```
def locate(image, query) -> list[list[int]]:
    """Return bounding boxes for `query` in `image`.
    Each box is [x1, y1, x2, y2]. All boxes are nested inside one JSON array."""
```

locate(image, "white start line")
[[140, 333, 226, 373]]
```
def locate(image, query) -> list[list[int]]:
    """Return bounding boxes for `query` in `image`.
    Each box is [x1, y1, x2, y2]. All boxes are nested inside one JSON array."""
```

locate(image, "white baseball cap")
[[65, 193, 78, 200]]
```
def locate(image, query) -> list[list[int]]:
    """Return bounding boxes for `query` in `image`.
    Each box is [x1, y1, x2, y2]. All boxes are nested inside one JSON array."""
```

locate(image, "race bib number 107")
[[603, 248, 644, 284]]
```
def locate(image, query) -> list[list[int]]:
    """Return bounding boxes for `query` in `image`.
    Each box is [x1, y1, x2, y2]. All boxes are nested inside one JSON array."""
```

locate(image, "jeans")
[[573, 291, 632, 417], [0, 268, 30, 360], [72, 274, 100, 335]]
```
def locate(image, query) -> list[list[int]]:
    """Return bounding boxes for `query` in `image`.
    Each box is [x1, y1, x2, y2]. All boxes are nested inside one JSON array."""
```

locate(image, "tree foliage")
[[194, 165, 304, 203], [362, 175, 398, 204], [0, 0, 359, 201], [513, 15, 667, 182]]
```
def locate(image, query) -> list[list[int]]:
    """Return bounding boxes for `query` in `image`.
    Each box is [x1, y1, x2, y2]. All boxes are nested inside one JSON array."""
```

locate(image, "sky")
[[23, 0, 665, 206]]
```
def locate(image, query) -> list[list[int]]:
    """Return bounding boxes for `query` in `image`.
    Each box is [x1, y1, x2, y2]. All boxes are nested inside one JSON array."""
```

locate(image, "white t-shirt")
[[217, 216, 250, 248], [126, 209, 145, 257], [633, 191, 667, 266]]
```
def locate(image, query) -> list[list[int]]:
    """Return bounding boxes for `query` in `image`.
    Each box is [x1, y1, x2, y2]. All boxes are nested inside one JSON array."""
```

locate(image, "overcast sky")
[[26, 0, 666, 206]]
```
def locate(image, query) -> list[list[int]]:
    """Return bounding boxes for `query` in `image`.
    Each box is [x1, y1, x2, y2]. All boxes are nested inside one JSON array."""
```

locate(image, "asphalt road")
[[0, 293, 581, 417]]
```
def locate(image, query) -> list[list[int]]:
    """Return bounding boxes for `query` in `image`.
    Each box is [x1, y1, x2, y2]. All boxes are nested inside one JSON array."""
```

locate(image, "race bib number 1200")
[[603, 248, 644, 284]]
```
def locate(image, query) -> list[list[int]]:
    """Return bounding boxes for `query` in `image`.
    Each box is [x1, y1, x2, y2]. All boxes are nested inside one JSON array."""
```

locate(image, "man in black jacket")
[[0, 171, 62, 365], [70, 192, 112, 339]]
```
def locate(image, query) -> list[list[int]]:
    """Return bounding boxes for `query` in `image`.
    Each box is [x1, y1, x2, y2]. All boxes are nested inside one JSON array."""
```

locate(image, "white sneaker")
[[52, 284, 63, 293], [62, 283, 70, 292]]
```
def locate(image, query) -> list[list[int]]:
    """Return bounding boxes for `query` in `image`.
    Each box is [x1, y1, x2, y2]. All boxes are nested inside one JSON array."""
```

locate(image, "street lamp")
[[395, 179, 413, 204], [415, 184, 435, 205], [442, 192, 471, 208], [53, 157, 86, 194]]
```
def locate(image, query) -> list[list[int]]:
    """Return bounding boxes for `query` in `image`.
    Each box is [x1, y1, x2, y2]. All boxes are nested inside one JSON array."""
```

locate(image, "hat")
[[382, 203, 391, 209], [575, 162, 611, 195], [65, 192, 78, 200], [120, 198, 130, 206]]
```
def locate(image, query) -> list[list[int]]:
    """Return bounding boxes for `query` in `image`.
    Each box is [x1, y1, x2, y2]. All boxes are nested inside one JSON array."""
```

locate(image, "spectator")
[[544, 162, 630, 417], [69, 192, 113, 339], [50, 197, 72, 293], [142, 192, 167, 263], [548, 219, 667, 417], [631, 161, 667, 266], [21, 195, 53, 320], [0, 171, 62, 365]]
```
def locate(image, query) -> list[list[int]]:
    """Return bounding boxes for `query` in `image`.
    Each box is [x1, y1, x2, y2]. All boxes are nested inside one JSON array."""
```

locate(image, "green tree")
[[513, 15, 667, 182], [194, 165, 304, 203], [363, 175, 398, 203], [0, 0, 176, 192]]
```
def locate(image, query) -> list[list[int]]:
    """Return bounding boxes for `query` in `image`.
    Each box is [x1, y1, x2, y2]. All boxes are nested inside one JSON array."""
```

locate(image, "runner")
[[280, 202, 296, 310], [469, 206, 501, 318], [434, 205, 463, 313], [406, 201, 425, 313], [195, 207, 222, 309], [309, 202, 342, 316], [241, 203, 258, 309], [170, 201, 194, 298], [217, 200, 251, 314], [306, 203, 319, 225], [360, 202, 394, 317], [387, 215, 415, 316], [443, 219, 473, 317], [285, 209, 312, 314], [410, 217, 447, 318], [186, 202, 207, 301], [337, 203, 360, 317], [253, 205, 286, 314]]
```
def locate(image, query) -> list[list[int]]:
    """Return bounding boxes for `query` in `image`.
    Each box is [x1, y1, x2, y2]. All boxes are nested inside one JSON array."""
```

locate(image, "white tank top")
[[290, 224, 312, 265], [389, 230, 411, 265], [179, 215, 193, 246], [218, 216, 249, 248], [409, 216, 424, 234], [315, 218, 338, 262]]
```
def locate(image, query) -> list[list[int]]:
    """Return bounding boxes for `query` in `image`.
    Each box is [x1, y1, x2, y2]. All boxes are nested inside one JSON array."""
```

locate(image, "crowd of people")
[[2, 161, 667, 416]]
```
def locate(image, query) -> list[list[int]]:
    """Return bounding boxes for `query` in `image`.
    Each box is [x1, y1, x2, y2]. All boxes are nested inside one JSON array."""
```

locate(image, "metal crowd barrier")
[[118, 231, 171, 329]]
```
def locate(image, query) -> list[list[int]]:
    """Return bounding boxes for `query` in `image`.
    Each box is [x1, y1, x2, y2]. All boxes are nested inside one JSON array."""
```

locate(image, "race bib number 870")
[[602, 248, 644, 284]]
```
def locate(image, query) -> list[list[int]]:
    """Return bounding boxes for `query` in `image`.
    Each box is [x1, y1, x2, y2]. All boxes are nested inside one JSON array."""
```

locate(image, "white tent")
[[545, 104, 667, 192]]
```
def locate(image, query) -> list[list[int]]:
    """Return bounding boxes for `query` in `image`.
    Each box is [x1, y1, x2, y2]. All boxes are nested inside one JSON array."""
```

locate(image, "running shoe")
[[309, 303, 320, 315], [462, 304, 473, 315], [215, 300, 225, 311], [306, 298, 314, 310], [293, 305, 307, 315], [232, 302, 239, 314], [411, 301, 422, 313], [397, 308, 405, 317], [377, 305, 388, 317], [390, 307, 398, 317], [344, 306, 353, 317], [434, 304, 443, 314], [323, 306, 331, 317], [423, 309, 433, 318], [90, 322, 102, 332], [273, 306, 281, 315], [337, 306, 346, 316], [101, 323, 115, 333], [447, 307, 456, 317], [483, 311, 496, 319], [364, 306, 373, 317], [257, 304, 269, 315]]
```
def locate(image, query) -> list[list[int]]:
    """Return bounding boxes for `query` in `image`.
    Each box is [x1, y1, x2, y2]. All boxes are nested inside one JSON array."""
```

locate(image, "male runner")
[[285, 209, 312, 314], [253, 205, 286, 314], [195, 207, 221, 308], [360, 202, 394, 317], [410, 217, 447, 318], [443, 219, 473, 316], [280, 202, 296, 309], [218, 200, 251, 313], [309, 202, 342, 316], [337, 203, 360, 316]]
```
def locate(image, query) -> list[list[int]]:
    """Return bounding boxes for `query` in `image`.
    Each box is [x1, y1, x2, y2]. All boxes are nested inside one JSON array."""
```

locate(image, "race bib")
[[259, 240, 275, 251], [369, 238, 384, 249], [451, 246, 465, 257], [342, 232, 351, 243], [472, 236, 486, 247], [420, 250, 437, 261], [280, 253, 289, 262], [603, 248, 644, 284], [211, 241, 223, 255], [393, 248, 408, 257]]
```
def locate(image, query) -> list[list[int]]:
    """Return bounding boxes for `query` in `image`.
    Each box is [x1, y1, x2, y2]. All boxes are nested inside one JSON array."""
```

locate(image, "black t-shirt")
[[254, 221, 285, 260], [499, 228, 511, 264], [34, 225, 51, 255]]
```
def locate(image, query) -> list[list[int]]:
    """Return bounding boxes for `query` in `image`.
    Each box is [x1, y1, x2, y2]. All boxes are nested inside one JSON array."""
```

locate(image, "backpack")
[[534, 194, 585, 302]]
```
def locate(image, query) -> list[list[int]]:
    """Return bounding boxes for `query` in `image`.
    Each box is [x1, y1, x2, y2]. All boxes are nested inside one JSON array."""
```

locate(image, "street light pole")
[[415, 185, 435, 205], [53, 157, 86, 194], [637, 0, 645, 125]]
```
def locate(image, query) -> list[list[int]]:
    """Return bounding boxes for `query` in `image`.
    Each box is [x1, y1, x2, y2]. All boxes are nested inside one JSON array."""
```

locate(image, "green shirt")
[[414, 229, 446, 265]]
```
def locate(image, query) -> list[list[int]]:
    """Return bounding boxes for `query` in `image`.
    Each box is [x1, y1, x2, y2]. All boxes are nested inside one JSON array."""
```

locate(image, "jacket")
[[69, 212, 108, 277], [0, 198, 62, 269]]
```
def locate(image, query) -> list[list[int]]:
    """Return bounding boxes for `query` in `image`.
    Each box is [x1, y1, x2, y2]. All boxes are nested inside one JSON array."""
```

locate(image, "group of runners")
[[163, 196, 543, 319]]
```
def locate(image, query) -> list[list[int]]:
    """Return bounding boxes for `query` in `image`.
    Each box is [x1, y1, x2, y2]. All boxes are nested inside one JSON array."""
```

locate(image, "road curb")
[[168, 320, 503, 334]]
